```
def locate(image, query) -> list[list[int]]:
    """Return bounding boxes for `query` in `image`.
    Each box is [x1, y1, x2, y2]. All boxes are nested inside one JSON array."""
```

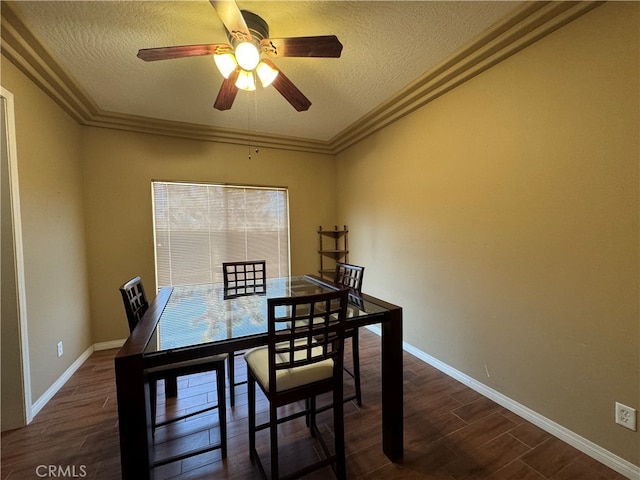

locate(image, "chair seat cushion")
[[244, 342, 334, 392], [145, 354, 228, 375]]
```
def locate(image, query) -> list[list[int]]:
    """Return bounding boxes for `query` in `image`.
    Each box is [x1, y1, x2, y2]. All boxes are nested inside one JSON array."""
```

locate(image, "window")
[[152, 181, 290, 288]]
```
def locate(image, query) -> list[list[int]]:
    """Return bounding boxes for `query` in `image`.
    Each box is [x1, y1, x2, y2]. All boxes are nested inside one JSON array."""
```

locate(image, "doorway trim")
[[2, 86, 32, 425]]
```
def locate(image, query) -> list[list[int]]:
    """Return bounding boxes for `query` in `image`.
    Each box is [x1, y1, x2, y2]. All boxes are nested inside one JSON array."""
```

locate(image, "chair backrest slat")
[[119, 276, 149, 333], [334, 262, 364, 292], [222, 260, 267, 298], [267, 289, 349, 393]]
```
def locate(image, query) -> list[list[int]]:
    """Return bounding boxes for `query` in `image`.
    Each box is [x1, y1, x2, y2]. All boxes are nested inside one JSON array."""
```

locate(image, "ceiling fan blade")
[[260, 35, 343, 58], [214, 68, 240, 111], [263, 60, 311, 112], [210, 0, 251, 42], [137, 44, 232, 61]]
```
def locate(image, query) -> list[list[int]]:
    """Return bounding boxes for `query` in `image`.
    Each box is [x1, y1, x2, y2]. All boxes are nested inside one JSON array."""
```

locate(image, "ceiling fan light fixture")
[[256, 61, 278, 88], [234, 42, 260, 71], [213, 53, 237, 78], [236, 69, 256, 91]]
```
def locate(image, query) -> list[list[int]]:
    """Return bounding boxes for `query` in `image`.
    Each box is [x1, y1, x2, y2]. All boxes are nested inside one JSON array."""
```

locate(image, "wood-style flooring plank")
[[1, 330, 628, 479]]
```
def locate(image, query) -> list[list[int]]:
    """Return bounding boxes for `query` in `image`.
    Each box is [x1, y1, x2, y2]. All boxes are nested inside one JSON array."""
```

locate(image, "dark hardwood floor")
[[1, 329, 628, 479]]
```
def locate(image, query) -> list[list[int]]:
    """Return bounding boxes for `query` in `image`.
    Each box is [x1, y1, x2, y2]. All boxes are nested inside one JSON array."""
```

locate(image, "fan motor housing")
[[226, 10, 269, 47]]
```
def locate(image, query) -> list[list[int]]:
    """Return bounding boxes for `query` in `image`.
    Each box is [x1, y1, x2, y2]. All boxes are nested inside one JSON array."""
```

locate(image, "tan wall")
[[0, 58, 92, 401], [336, 2, 639, 466], [2, 49, 336, 406], [81, 127, 336, 343], [2, 0, 638, 468]]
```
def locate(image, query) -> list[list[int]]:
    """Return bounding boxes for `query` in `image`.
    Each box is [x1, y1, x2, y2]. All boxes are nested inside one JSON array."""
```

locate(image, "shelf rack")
[[318, 225, 349, 280]]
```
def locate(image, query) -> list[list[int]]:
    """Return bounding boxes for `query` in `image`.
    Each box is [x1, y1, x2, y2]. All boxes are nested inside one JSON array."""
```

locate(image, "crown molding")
[[1, 1, 601, 156], [1, 2, 98, 123], [330, 1, 603, 153], [82, 110, 334, 155]]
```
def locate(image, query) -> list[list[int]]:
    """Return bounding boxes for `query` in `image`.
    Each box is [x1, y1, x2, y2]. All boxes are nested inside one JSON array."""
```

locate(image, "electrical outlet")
[[57, 341, 63, 358], [615, 402, 637, 431]]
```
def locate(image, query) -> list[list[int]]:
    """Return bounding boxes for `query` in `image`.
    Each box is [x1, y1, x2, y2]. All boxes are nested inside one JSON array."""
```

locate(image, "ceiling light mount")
[[226, 10, 269, 48]]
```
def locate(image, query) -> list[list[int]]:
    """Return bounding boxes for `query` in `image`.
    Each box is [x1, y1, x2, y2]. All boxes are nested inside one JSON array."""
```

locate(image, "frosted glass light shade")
[[235, 42, 260, 71], [214, 53, 237, 78], [235, 70, 256, 91], [256, 61, 279, 87]]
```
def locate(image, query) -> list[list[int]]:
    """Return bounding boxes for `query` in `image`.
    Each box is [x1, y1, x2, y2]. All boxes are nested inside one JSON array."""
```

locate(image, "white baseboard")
[[30, 338, 126, 419], [365, 325, 640, 480], [31, 344, 94, 418]]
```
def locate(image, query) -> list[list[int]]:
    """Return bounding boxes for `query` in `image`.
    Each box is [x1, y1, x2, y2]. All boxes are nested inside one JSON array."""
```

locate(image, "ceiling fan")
[[137, 0, 343, 112]]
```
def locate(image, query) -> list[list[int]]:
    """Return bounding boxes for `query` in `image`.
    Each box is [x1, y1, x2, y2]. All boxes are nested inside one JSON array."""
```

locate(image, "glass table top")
[[144, 275, 389, 355]]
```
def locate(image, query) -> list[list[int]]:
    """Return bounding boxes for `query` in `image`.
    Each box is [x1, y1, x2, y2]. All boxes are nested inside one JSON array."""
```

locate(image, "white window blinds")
[[152, 181, 290, 288]]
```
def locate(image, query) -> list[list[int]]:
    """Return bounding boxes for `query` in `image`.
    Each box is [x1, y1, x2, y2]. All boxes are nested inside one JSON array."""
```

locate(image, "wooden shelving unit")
[[318, 225, 349, 280]]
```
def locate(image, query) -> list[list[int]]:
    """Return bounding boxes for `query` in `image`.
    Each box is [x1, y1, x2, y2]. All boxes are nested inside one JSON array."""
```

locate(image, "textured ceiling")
[[6, 1, 523, 143]]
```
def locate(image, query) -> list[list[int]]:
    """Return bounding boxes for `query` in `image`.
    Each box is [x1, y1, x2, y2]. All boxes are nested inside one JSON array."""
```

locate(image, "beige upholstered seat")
[[245, 339, 334, 392]]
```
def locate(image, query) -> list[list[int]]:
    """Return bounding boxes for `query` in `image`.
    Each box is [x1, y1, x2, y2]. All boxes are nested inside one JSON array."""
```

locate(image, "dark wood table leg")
[[381, 307, 403, 461], [165, 373, 178, 398], [115, 353, 154, 480]]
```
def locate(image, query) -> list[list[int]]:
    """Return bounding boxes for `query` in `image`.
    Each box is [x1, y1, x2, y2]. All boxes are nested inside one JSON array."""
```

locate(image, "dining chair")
[[334, 262, 365, 406], [119, 276, 228, 461], [244, 288, 349, 480], [222, 260, 267, 406]]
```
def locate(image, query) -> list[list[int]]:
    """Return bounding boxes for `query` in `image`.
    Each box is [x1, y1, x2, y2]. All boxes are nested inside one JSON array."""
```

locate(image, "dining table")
[[114, 274, 403, 480]]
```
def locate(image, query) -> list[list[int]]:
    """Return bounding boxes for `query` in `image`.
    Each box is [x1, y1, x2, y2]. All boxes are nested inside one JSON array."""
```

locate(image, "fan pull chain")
[[248, 89, 259, 160]]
